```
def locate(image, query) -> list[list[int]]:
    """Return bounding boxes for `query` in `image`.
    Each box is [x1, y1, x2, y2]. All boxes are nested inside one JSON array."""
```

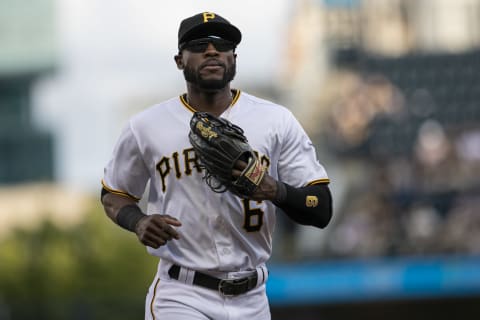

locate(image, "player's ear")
[[174, 54, 184, 70]]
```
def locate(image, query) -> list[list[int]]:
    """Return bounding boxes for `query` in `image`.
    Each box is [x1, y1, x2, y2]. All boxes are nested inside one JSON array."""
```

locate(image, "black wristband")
[[116, 204, 146, 232]]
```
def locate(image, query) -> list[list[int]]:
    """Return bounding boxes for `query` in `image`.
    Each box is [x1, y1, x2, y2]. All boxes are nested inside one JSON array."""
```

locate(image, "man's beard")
[[183, 62, 236, 91]]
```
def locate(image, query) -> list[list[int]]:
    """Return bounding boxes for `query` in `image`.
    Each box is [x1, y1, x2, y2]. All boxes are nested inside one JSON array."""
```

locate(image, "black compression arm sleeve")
[[273, 182, 332, 228]]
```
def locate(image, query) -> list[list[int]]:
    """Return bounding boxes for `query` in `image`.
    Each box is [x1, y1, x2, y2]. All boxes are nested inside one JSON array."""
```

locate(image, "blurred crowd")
[[280, 50, 480, 260], [324, 128, 480, 258]]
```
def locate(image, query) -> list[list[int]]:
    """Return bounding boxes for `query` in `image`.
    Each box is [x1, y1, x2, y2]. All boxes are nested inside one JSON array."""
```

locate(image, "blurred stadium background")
[[1, 0, 479, 319]]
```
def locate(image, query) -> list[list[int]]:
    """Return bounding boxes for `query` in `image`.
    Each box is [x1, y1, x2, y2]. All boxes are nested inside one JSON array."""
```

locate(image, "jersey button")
[[222, 248, 231, 255]]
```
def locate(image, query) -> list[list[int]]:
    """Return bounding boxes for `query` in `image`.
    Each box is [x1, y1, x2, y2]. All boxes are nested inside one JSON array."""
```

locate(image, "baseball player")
[[101, 12, 332, 320]]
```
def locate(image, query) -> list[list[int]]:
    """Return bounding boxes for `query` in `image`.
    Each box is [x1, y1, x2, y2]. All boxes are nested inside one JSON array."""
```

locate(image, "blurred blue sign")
[[267, 255, 480, 305]]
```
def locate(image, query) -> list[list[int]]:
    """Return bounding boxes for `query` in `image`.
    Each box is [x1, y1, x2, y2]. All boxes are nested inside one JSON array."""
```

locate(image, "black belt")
[[168, 265, 258, 296]]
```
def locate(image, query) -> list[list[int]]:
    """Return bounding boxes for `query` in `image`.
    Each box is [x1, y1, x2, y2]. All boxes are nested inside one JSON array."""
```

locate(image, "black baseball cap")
[[178, 12, 242, 48]]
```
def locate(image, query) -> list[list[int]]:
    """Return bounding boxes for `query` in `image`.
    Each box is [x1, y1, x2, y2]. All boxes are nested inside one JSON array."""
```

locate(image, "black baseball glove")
[[188, 112, 266, 197]]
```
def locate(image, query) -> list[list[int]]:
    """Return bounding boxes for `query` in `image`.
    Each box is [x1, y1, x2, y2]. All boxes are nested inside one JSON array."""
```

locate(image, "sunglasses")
[[180, 38, 236, 53]]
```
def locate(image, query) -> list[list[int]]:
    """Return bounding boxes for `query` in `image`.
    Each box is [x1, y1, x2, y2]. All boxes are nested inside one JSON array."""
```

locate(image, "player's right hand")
[[134, 214, 182, 248]]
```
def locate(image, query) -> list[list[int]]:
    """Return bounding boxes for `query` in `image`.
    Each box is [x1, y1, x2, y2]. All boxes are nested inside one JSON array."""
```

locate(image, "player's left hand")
[[232, 160, 277, 201], [189, 112, 267, 197]]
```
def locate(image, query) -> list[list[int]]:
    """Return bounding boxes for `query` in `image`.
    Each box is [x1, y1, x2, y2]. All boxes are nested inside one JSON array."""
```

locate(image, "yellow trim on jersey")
[[231, 88, 241, 105], [101, 180, 141, 202], [306, 178, 330, 186], [150, 277, 160, 320], [180, 94, 196, 112], [179, 89, 241, 113]]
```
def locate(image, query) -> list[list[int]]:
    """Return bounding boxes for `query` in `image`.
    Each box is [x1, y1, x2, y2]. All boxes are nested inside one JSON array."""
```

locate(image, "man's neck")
[[186, 86, 234, 117]]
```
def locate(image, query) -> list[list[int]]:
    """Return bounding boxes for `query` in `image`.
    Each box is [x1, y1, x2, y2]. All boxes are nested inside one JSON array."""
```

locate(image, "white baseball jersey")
[[102, 90, 329, 273]]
